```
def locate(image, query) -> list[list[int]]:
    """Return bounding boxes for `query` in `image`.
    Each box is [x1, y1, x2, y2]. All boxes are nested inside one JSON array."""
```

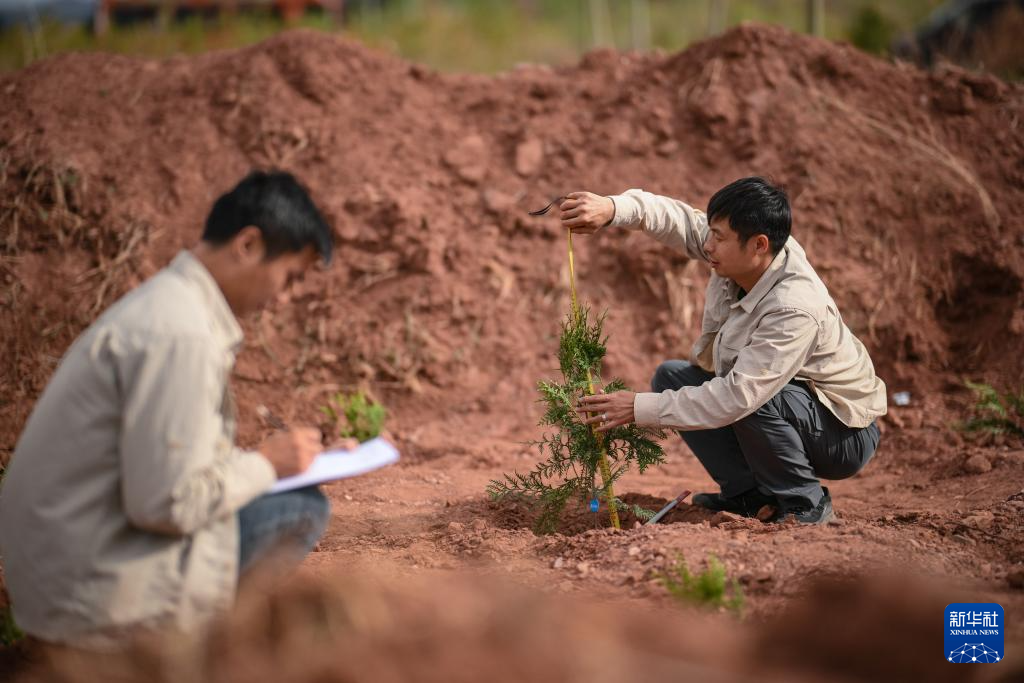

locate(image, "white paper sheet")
[[269, 437, 400, 494]]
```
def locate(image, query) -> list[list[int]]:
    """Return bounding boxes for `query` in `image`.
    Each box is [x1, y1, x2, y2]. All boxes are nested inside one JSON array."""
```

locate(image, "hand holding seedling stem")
[[578, 390, 637, 432]]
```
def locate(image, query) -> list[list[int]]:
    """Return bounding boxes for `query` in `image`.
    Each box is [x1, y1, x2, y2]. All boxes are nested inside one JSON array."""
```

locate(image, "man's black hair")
[[203, 171, 333, 263], [707, 177, 791, 254]]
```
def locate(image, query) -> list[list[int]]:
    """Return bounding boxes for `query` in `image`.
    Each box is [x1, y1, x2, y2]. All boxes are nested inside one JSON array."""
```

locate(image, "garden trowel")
[[645, 490, 692, 525]]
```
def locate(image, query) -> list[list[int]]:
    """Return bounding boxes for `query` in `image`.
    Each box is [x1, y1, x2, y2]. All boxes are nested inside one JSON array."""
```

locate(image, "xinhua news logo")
[[945, 603, 1004, 664]]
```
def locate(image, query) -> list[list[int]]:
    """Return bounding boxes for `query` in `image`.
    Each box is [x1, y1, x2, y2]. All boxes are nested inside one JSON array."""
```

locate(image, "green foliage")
[[660, 554, 744, 616], [0, 13, 334, 72], [847, 5, 896, 54], [0, 1, 949, 74], [618, 499, 656, 522], [321, 391, 387, 443], [488, 305, 664, 534], [0, 606, 23, 646], [959, 380, 1024, 437]]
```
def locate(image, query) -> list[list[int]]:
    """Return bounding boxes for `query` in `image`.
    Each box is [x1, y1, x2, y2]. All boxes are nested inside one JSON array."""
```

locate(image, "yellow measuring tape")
[[566, 229, 621, 530]]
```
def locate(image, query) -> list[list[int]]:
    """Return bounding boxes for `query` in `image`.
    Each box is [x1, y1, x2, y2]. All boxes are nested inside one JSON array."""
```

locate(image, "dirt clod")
[[514, 138, 544, 177], [964, 453, 993, 474]]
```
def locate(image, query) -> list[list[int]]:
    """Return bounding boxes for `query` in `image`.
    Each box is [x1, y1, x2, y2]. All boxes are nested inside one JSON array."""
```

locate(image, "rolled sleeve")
[[640, 309, 819, 430], [633, 392, 662, 427]]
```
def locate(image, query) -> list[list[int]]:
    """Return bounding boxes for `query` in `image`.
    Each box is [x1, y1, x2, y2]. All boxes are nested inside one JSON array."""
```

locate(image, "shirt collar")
[[731, 246, 789, 313], [168, 250, 244, 351]]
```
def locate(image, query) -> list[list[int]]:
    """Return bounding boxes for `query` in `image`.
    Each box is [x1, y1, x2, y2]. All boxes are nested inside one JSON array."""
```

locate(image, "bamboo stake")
[[807, 0, 825, 37], [588, 0, 613, 48], [631, 0, 651, 51], [707, 0, 728, 36], [566, 229, 621, 530]]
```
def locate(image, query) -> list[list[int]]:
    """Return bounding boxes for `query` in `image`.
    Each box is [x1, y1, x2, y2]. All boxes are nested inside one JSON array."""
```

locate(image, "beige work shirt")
[[0, 251, 276, 646], [608, 189, 887, 431]]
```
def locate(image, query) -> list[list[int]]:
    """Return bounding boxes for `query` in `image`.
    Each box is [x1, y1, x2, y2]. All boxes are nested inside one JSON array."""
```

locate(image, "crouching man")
[[568, 178, 886, 524], [0, 171, 333, 646]]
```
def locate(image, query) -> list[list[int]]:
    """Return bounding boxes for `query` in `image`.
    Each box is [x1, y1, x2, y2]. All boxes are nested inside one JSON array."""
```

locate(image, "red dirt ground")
[[1, 23, 1023, 675]]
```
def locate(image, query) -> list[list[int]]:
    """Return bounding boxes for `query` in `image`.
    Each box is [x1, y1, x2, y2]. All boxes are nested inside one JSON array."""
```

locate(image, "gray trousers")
[[651, 360, 880, 510], [238, 485, 330, 577]]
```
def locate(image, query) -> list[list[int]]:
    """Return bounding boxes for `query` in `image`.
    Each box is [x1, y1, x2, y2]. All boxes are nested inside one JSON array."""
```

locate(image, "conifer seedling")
[[488, 227, 665, 533]]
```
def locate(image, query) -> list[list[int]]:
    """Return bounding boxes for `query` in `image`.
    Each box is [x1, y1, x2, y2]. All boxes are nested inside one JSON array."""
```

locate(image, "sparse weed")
[[659, 554, 745, 616], [321, 391, 387, 444], [959, 380, 1024, 438], [0, 606, 22, 647]]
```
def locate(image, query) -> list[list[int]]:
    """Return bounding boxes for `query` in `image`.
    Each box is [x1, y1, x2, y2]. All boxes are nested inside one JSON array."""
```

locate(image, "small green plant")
[[0, 606, 23, 646], [487, 302, 665, 534], [959, 380, 1024, 438], [660, 554, 744, 616], [321, 391, 387, 443]]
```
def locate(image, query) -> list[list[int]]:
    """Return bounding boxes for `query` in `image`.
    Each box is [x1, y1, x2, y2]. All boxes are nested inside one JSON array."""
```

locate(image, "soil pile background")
[[2, 24, 1023, 457], [2, 25, 1024, 667]]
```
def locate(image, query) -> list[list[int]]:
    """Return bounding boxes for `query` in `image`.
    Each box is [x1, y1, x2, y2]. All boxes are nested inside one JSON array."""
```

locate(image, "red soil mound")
[[2, 24, 1023, 457], [14, 570, 1013, 683]]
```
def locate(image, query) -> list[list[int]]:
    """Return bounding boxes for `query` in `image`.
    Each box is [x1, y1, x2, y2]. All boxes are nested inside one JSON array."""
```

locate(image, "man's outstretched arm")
[[635, 308, 819, 430], [579, 308, 819, 432], [559, 189, 711, 262]]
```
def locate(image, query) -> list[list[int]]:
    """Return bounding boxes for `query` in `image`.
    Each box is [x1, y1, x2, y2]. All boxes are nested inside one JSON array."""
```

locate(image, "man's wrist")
[[602, 196, 616, 227]]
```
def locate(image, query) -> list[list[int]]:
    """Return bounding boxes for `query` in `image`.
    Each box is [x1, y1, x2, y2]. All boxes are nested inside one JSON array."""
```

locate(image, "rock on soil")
[[964, 453, 993, 474]]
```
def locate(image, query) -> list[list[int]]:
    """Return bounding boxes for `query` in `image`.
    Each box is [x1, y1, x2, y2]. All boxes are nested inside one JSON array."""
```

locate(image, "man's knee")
[[273, 486, 331, 546], [815, 422, 881, 480], [651, 360, 708, 393], [238, 486, 331, 575], [299, 486, 331, 539], [651, 362, 673, 392]]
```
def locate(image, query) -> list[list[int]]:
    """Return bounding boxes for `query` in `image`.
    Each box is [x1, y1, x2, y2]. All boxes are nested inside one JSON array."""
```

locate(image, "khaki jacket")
[[0, 252, 276, 645], [608, 190, 887, 430]]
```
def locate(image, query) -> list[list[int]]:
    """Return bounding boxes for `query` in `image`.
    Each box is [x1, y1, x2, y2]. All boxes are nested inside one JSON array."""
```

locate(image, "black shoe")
[[692, 488, 777, 518], [770, 487, 835, 525]]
